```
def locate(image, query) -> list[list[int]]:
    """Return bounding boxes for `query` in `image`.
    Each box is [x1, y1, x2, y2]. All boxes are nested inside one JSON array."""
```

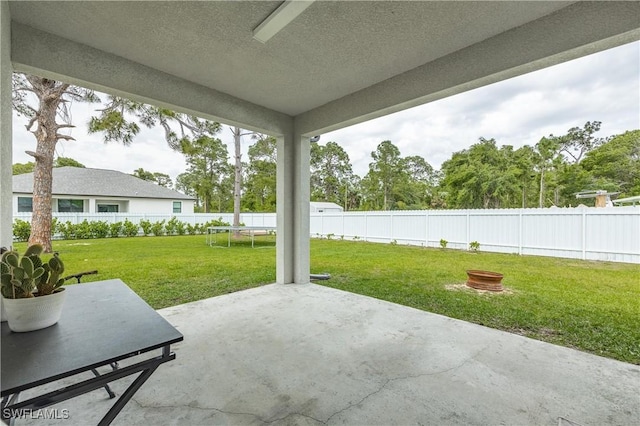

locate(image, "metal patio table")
[[1, 279, 183, 425]]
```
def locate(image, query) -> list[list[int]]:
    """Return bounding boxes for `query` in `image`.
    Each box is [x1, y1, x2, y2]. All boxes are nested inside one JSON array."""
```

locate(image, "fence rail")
[[14, 207, 640, 263]]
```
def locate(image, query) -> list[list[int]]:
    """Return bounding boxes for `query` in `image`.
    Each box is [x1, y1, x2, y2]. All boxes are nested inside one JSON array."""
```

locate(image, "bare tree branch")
[[55, 134, 76, 141], [25, 114, 38, 131], [25, 150, 42, 160], [56, 124, 76, 130]]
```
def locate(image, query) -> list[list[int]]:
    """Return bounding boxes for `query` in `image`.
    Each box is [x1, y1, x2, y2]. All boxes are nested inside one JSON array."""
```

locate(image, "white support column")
[[276, 131, 310, 284], [0, 1, 13, 248]]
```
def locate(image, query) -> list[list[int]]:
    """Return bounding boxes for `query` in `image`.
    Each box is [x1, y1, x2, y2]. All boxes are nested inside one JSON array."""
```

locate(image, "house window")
[[98, 204, 119, 213], [58, 199, 84, 213], [18, 197, 33, 212], [172, 201, 182, 213]]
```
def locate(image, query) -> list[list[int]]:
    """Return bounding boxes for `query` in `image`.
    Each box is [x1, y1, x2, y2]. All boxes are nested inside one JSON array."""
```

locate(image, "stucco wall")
[[129, 198, 194, 214], [13, 194, 194, 215]]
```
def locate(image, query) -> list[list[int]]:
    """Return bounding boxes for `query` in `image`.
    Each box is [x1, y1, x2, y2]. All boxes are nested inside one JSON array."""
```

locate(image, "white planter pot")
[[2, 289, 66, 332], [1, 297, 7, 322]]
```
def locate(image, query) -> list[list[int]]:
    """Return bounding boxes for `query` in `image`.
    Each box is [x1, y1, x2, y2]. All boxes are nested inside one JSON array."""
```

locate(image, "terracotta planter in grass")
[[466, 270, 504, 292]]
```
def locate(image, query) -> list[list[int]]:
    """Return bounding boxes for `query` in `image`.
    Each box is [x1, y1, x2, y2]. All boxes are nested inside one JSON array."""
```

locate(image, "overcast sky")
[[12, 41, 639, 180]]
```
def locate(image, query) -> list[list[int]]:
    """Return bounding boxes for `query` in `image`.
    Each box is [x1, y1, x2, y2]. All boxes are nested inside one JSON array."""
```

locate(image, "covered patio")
[[28, 284, 640, 425], [1, 2, 639, 425]]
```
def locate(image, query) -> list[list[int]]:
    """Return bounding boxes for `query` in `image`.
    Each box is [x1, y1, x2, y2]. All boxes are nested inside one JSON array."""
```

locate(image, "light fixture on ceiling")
[[253, 0, 316, 43]]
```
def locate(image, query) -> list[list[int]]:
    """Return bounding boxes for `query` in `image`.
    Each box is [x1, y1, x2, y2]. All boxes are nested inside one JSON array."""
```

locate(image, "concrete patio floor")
[[27, 283, 639, 425]]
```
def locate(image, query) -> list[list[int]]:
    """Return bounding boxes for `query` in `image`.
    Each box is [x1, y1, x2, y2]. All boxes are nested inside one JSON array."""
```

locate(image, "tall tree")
[[534, 136, 562, 207], [12, 74, 99, 251], [579, 129, 640, 197], [363, 141, 405, 210], [243, 136, 277, 212], [13, 75, 221, 250], [132, 168, 155, 181], [401, 155, 437, 209], [132, 168, 172, 187], [230, 127, 257, 234], [440, 138, 520, 209], [178, 136, 231, 212], [310, 141, 355, 207], [512, 145, 537, 208], [152, 173, 173, 188], [559, 121, 610, 163]]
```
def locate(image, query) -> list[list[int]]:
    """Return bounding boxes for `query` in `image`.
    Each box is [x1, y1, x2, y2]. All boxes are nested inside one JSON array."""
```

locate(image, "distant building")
[[310, 202, 343, 213], [13, 167, 194, 214]]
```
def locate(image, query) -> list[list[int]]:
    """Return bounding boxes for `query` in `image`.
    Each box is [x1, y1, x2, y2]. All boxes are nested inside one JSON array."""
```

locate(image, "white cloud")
[[325, 41, 639, 176]]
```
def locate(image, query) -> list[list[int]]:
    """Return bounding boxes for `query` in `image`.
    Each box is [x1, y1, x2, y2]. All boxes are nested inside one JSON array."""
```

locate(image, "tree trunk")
[[538, 169, 545, 208], [28, 93, 60, 252], [383, 187, 388, 211]]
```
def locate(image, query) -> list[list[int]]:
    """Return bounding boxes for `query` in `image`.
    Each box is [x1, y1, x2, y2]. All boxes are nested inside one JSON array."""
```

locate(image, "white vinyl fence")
[[310, 208, 640, 264], [14, 207, 640, 263]]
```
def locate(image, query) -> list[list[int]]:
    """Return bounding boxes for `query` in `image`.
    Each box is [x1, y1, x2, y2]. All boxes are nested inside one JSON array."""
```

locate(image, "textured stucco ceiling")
[[7, 1, 640, 135], [10, 1, 574, 116]]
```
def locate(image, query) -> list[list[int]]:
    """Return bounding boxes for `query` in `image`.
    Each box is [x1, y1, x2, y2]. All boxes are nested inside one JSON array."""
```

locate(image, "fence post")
[[425, 210, 428, 247], [364, 211, 368, 242], [516, 210, 521, 255], [582, 209, 587, 260], [466, 210, 470, 250], [390, 211, 394, 243]]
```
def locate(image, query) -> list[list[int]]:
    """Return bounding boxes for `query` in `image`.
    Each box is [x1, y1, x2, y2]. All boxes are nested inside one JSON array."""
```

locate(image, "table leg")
[[91, 362, 119, 399], [97, 364, 159, 426]]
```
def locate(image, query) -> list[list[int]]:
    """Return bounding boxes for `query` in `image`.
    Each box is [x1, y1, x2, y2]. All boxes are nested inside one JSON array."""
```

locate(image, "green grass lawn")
[[14, 235, 639, 364]]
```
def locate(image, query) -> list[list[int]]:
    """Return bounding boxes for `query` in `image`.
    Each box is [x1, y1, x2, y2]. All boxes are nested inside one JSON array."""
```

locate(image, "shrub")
[[207, 218, 230, 227], [91, 220, 110, 239], [186, 223, 199, 235], [13, 219, 31, 242], [469, 241, 480, 252], [123, 219, 139, 237], [165, 217, 179, 235], [140, 219, 153, 236], [75, 220, 92, 239], [151, 220, 165, 236], [439, 238, 448, 249], [109, 222, 123, 238], [59, 221, 75, 240], [51, 217, 59, 236], [176, 221, 186, 236]]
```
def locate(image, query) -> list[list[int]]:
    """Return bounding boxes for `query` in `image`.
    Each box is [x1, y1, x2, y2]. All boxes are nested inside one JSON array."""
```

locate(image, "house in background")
[[310, 202, 343, 213], [13, 167, 194, 214]]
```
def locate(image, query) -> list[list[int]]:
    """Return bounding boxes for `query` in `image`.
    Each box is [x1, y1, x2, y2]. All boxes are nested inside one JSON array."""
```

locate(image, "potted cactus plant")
[[1, 244, 68, 332]]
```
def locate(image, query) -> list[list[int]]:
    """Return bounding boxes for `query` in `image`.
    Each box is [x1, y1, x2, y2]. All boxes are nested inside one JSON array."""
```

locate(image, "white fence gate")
[[14, 207, 640, 263]]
